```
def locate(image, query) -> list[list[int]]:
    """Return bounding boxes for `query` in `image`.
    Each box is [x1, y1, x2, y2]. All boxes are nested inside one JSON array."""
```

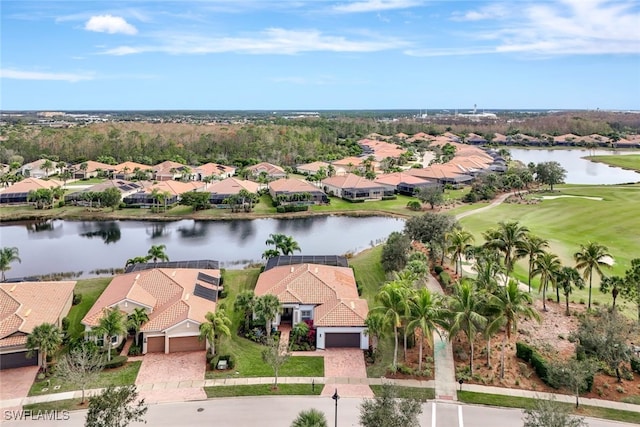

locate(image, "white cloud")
[[101, 28, 407, 55], [85, 15, 137, 35], [450, 4, 510, 21], [0, 69, 94, 82], [333, 0, 421, 13]]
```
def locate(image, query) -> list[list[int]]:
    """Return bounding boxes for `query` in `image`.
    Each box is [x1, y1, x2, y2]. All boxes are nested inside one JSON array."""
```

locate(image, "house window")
[[96, 337, 104, 347], [301, 310, 312, 320], [111, 335, 119, 344]]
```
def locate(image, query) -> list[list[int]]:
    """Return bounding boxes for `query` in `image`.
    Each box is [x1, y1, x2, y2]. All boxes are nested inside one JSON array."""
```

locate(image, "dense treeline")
[[1, 111, 638, 165]]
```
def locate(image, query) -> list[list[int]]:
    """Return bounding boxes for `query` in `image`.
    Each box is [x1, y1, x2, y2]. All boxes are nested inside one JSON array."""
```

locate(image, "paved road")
[[2, 397, 634, 427]]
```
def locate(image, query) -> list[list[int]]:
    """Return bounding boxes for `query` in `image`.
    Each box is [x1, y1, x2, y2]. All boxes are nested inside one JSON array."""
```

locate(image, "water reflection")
[[177, 221, 209, 239], [79, 221, 122, 244], [146, 223, 170, 239], [26, 220, 56, 233]]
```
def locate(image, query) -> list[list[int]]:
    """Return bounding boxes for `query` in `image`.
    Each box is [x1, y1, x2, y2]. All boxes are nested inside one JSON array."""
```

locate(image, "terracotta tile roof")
[[205, 177, 260, 195], [143, 180, 205, 196], [114, 161, 152, 172], [268, 178, 320, 193], [331, 156, 365, 167], [246, 162, 286, 176], [358, 139, 407, 160], [0, 281, 75, 348], [82, 268, 220, 332], [254, 264, 367, 327], [322, 173, 384, 190], [0, 178, 63, 194], [296, 161, 331, 174], [72, 160, 114, 173], [554, 133, 580, 142], [194, 163, 236, 177], [374, 172, 433, 187]]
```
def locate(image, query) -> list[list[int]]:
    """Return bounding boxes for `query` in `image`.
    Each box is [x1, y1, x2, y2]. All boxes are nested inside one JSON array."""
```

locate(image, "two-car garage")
[[0, 350, 38, 370], [144, 335, 205, 354], [324, 333, 361, 348]]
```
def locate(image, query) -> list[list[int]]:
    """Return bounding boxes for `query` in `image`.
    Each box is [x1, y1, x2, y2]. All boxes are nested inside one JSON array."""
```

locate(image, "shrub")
[[210, 356, 220, 371], [61, 317, 70, 332], [516, 342, 534, 361], [396, 364, 414, 375], [530, 352, 550, 385], [433, 265, 444, 275], [439, 271, 451, 287], [631, 357, 640, 374], [104, 355, 128, 369], [128, 345, 141, 356], [406, 200, 421, 211], [72, 292, 82, 305]]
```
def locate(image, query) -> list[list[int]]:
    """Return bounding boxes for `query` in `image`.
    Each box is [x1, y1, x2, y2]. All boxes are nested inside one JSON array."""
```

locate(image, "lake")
[[508, 148, 639, 185], [0, 216, 405, 279]]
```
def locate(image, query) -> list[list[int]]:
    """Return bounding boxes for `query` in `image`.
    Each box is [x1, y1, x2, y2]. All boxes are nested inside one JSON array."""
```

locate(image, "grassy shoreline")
[[583, 154, 640, 172]]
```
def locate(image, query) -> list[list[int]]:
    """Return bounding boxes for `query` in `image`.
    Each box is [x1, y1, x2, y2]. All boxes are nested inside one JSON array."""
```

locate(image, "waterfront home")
[[0, 178, 63, 205], [268, 178, 328, 205], [322, 173, 393, 201], [204, 177, 260, 205], [374, 172, 438, 196], [65, 180, 147, 205], [82, 266, 221, 354], [254, 263, 369, 349], [1, 281, 75, 370], [122, 180, 204, 208]]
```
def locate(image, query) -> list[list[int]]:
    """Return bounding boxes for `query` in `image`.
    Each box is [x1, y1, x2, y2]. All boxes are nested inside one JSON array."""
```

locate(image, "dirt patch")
[[452, 298, 640, 403], [371, 336, 435, 381]]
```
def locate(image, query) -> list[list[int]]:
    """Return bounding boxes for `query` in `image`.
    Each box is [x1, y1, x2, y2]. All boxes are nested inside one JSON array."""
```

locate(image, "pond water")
[[508, 149, 639, 185], [0, 216, 405, 279]]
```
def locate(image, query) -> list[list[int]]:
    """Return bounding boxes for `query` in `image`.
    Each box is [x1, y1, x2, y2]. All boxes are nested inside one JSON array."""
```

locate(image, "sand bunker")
[[539, 195, 603, 201]]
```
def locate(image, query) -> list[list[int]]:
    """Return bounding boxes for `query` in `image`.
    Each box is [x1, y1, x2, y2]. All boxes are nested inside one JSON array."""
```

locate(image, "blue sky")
[[1, 0, 639, 110]]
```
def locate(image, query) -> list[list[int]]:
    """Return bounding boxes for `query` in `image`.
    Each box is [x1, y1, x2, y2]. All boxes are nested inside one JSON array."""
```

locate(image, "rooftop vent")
[[24, 309, 31, 317]]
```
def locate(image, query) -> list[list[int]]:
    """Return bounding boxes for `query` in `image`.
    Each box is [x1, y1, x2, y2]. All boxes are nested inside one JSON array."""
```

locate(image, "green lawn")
[[65, 178, 106, 185], [28, 361, 141, 396], [23, 398, 85, 413], [584, 154, 640, 172], [66, 277, 111, 339], [204, 383, 321, 398], [370, 385, 435, 401], [349, 245, 386, 306], [457, 391, 640, 424], [311, 194, 421, 216]]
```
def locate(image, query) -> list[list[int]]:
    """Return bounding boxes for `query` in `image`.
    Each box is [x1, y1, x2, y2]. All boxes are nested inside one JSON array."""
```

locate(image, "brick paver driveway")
[[321, 348, 373, 398], [135, 351, 206, 403], [0, 366, 39, 409]]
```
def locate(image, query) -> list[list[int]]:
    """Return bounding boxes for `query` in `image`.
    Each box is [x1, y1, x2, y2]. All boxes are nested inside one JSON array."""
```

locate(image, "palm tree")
[[556, 266, 585, 315], [26, 323, 62, 372], [516, 234, 549, 292], [574, 242, 613, 309], [600, 275, 624, 311], [254, 294, 281, 338], [446, 228, 475, 276], [364, 312, 386, 357], [234, 290, 256, 332], [265, 233, 287, 253], [407, 288, 443, 372], [95, 307, 127, 361], [290, 408, 328, 427], [483, 221, 530, 278], [445, 279, 487, 376], [147, 244, 169, 263], [372, 281, 409, 370], [0, 246, 21, 281], [533, 251, 562, 312], [279, 235, 302, 256], [198, 309, 232, 356], [127, 308, 149, 347], [487, 281, 540, 378], [125, 256, 150, 268]]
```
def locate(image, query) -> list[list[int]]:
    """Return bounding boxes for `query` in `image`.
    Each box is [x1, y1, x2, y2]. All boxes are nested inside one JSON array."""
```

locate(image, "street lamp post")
[[332, 388, 340, 427]]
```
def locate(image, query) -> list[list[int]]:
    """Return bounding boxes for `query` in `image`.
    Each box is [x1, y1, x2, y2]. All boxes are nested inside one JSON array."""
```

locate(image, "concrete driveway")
[[321, 348, 373, 398], [135, 351, 206, 403], [0, 366, 39, 408]]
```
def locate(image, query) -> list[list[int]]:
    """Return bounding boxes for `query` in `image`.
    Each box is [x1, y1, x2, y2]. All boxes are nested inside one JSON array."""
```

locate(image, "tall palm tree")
[[0, 246, 21, 281], [364, 312, 386, 357], [291, 408, 328, 427], [198, 309, 232, 356], [556, 266, 585, 315], [265, 233, 287, 252], [533, 251, 562, 312], [372, 281, 409, 370], [407, 288, 444, 372], [95, 307, 127, 361], [446, 228, 475, 276], [127, 308, 149, 346], [600, 275, 624, 311], [26, 323, 62, 372], [516, 234, 549, 292], [487, 281, 540, 378], [445, 279, 487, 376], [147, 244, 169, 263], [279, 235, 302, 256], [574, 242, 613, 309], [483, 220, 530, 278], [254, 294, 281, 338], [472, 253, 503, 294], [234, 290, 256, 332]]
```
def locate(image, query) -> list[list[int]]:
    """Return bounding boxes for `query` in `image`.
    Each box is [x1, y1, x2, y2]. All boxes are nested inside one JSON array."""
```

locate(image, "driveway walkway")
[[135, 351, 207, 403], [0, 366, 38, 409], [320, 349, 373, 398]]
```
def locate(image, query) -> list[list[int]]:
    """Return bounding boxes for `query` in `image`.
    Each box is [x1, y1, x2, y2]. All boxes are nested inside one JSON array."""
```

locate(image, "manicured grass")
[[370, 385, 435, 401], [23, 398, 85, 413], [584, 154, 640, 172], [204, 383, 322, 398], [457, 391, 640, 424], [28, 361, 142, 396], [66, 277, 111, 339], [65, 178, 107, 185], [349, 245, 386, 307], [311, 194, 420, 216]]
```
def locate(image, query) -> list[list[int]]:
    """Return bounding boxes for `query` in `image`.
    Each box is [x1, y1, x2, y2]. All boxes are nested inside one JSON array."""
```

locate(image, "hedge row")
[[276, 205, 309, 213], [516, 342, 551, 386], [632, 357, 640, 374], [104, 355, 128, 369]]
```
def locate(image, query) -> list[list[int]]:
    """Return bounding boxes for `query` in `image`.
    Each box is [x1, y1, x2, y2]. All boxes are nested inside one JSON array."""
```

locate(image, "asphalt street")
[[2, 397, 636, 427]]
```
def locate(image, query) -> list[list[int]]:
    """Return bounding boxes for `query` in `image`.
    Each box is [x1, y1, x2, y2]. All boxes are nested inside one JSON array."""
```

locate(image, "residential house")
[[153, 161, 190, 181], [245, 162, 287, 181], [0, 178, 63, 205], [71, 160, 115, 179], [82, 267, 221, 354], [296, 161, 346, 177], [205, 177, 260, 205], [1, 281, 75, 370], [65, 180, 148, 205], [19, 159, 61, 179], [357, 139, 407, 162], [374, 172, 438, 196], [113, 162, 152, 180], [268, 178, 328, 205], [193, 163, 236, 181], [330, 157, 377, 174], [465, 133, 487, 145], [254, 263, 369, 349], [322, 173, 393, 201], [122, 180, 204, 208], [406, 165, 473, 187]]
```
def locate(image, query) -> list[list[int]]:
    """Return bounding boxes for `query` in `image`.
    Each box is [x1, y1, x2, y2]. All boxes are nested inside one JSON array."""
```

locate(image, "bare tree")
[[55, 344, 105, 404], [261, 337, 290, 389]]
